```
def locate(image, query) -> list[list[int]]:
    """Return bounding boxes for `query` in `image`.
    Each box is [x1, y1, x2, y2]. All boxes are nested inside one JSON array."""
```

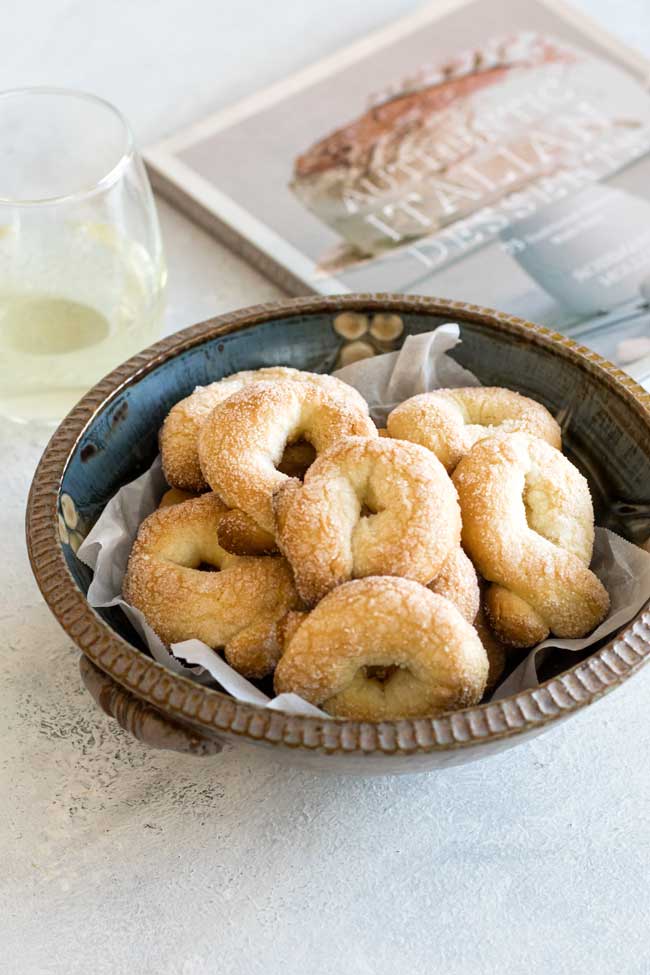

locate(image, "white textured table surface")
[[3, 3, 650, 973]]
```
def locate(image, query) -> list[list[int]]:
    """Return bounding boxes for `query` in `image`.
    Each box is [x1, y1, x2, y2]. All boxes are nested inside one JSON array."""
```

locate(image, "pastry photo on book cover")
[[291, 32, 650, 292]]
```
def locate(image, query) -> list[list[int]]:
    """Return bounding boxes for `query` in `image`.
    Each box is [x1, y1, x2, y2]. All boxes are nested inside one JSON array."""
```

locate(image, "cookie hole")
[[358, 482, 384, 519], [197, 562, 220, 572], [277, 439, 317, 480], [523, 489, 535, 530], [522, 475, 549, 539], [360, 494, 384, 518], [364, 665, 399, 685]]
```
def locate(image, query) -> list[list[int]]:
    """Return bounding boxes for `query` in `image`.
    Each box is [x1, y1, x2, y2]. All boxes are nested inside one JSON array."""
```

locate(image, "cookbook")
[[146, 0, 650, 376]]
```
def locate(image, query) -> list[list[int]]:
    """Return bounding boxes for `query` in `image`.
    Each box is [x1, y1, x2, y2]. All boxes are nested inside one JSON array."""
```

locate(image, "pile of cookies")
[[123, 366, 610, 720]]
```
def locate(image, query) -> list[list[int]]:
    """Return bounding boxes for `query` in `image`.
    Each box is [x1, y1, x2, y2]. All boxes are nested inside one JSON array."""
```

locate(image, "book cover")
[[146, 0, 650, 377]]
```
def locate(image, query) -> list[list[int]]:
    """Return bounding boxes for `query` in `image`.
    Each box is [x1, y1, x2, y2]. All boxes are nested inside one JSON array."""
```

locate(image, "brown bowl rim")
[[26, 294, 650, 757]]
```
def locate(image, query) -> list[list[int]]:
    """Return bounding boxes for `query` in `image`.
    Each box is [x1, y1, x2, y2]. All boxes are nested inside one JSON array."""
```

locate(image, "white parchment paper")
[[333, 325, 480, 424], [76, 323, 650, 711]]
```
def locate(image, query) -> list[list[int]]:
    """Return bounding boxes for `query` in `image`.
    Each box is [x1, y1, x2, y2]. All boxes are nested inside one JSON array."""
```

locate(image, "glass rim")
[[0, 86, 136, 207]]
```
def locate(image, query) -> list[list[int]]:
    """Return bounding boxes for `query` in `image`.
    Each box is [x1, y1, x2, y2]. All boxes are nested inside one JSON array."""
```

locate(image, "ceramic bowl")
[[26, 295, 650, 773]]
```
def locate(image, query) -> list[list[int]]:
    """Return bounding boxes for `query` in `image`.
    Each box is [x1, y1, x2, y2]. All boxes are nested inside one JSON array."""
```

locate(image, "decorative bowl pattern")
[[26, 295, 650, 773]]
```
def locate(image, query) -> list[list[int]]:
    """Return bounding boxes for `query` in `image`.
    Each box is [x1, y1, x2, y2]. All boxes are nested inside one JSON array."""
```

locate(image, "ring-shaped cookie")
[[273, 436, 460, 604], [123, 493, 300, 677], [274, 577, 488, 720], [160, 366, 365, 491], [453, 432, 609, 647], [198, 381, 377, 535], [387, 386, 561, 471]]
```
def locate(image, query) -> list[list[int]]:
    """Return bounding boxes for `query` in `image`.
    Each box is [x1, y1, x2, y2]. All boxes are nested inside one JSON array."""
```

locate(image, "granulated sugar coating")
[[160, 367, 367, 491], [198, 380, 377, 534], [123, 492, 300, 677], [274, 577, 488, 720], [388, 386, 561, 472], [453, 433, 609, 647], [428, 544, 480, 623], [273, 436, 461, 605]]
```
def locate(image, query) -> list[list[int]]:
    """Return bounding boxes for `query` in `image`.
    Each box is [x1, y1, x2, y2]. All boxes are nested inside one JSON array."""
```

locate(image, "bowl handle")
[[79, 656, 223, 756]]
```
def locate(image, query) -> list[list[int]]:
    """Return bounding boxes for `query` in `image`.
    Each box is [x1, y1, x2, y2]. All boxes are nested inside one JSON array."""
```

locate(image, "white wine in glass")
[[0, 88, 166, 424]]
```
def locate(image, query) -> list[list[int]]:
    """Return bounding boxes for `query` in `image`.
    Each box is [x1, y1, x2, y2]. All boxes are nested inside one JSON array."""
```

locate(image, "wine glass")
[[0, 87, 166, 424]]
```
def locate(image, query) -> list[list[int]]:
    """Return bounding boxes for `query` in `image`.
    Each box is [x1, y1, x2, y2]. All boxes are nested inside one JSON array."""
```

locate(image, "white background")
[[2, 3, 650, 973]]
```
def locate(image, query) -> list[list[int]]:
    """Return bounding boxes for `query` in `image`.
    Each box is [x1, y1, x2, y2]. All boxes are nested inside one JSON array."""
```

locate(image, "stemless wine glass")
[[0, 88, 166, 424]]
